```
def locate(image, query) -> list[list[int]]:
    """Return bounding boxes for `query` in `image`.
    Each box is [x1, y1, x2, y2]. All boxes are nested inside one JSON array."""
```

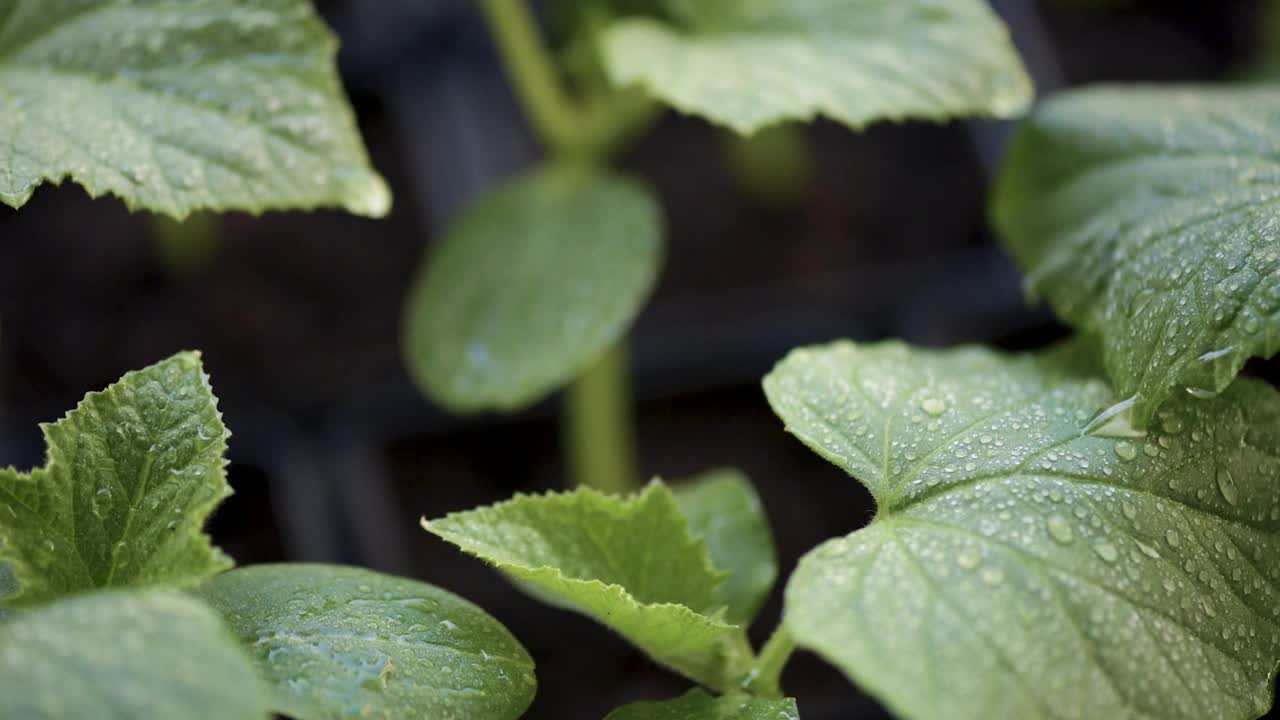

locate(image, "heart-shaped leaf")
[[766, 340, 1280, 720]]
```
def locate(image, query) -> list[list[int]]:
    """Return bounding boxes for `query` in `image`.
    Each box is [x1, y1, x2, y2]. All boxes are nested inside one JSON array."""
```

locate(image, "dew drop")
[[1165, 529, 1182, 547], [956, 548, 981, 570], [1114, 441, 1137, 461], [1047, 515, 1074, 544], [921, 397, 947, 417], [1137, 541, 1161, 559], [1216, 467, 1239, 506], [1121, 500, 1137, 520], [1093, 542, 1119, 563], [980, 567, 1004, 586]]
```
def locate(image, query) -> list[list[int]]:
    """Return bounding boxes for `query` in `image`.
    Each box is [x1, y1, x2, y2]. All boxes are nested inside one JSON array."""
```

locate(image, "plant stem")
[[563, 341, 639, 494], [480, 0, 651, 494], [748, 625, 797, 697], [477, 0, 659, 158]]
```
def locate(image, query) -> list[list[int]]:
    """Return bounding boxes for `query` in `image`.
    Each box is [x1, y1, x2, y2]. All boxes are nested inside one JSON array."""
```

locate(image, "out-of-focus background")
[[1, 1, 1275, 718]]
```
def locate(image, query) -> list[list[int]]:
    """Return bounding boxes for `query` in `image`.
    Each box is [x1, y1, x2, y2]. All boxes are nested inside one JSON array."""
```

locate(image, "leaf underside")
[[602, 0, 1033, 134], [198, 564, 536, 720], [994, 84, 1280, 426], [766, 340, 1280, 720], [0, 352, 233, 608], [605, 688, 800, 720], [423, 482, 752, 690], [0, 590, 268, 720], [0, 0, 389, 218], [403, 164, 663, 414]]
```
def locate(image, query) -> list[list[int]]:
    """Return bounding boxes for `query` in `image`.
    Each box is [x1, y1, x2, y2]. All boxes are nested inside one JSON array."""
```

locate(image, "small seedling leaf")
[[766, 340, 1280, 720], [0, 352, 232, 608], [423, 482, 753, 690], [197, 564, 536, 720], [674, 468, 778, 626], [403, 164, 663, 414], [0, 590, 268, 719]]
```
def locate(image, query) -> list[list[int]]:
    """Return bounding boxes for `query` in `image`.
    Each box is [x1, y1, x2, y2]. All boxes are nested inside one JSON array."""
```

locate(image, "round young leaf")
[[0, 0, 389, 218], [0, 590, 269, 719], [605, 688, 800, 720], [197, 564, 536, 720], [602, 0, 1033, 134], [994, 84, 1280, 426], [673, 468, 778, 625], [0, 352, 233, 608], [766, 340, 1280, 720], [403, 165, 663, 414], [423, 483, 753, 690]]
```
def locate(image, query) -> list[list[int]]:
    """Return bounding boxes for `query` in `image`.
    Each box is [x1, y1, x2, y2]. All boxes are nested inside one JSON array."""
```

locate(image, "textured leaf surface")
[[994, 84, 1280, 426], [424, 483, 752, 689], [0, 0, 389, 218], [765, 340, 1280, 720], [0, 590, 268, 719], [198, 564, 535, 720], [602, 0, 1032, 134], [674, 468, 778, 625], [403, 165, 662, 414], [606, 689, 799, 720], [0, 352, 232, 607]]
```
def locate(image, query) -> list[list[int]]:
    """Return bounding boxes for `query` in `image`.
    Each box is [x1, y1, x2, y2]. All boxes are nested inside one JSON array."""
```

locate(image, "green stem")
[[478, 0, 659, 158], [150, 212, 221, 280], [748, 625, 797, 697], [563, 341, 639, 494]]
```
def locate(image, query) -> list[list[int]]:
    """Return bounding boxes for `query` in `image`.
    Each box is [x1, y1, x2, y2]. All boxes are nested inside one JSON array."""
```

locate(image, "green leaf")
[[197, 564, 535, 720], [765, 340, 1280, 720], [993, 84, 1280, 427], [0, 0, 389, 218], [605, 688, 800, 720], [601, 0, 1033, 134], [0, 352, 232, 608], [673, 468, 778, 625], [423, 482, 753, 690], [0, 590, 268, 719], [403, 164, 663, 414]]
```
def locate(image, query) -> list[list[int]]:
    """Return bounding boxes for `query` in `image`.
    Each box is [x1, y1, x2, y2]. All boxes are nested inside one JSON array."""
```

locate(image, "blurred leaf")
[[602, 0, 1032, 134], [994, 84, 1280, 426], [674, 468, 778, 625], [0, 590, 268, 719], [606, 689, 799, 720], [0, 352, 232, 608], [424, 482, 753, 690], [0, 0, 389, 218], [766, 340, 1280, 720], [403, 164, 663, 414], [198, 564, 536, 720]]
